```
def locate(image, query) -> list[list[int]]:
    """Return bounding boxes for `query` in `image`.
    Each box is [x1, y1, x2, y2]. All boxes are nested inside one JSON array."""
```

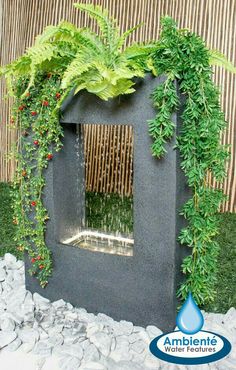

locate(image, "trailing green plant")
[[149, 17, 230, 305], [0, 3, 152, 287], [0, 4, 234, 303]]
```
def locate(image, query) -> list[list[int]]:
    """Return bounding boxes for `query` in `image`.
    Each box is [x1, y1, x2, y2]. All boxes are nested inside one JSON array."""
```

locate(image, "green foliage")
[[11, 74, 63, 287], [86, 192, 133, 234], [150, 17, 229, 305], [0, 183, 22, 259], [0, 4, 234, 298], [203, 213, 236, 312], [209, 49, 236, 73]]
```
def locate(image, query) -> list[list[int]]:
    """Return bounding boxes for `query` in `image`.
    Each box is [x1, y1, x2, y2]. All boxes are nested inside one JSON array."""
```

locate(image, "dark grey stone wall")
[[25, 75, 189, 332]]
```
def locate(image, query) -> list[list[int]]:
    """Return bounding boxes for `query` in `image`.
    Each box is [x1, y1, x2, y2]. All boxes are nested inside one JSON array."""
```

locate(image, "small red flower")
[[39, 264, 45, 269], [37, 256, 41, 260], [34, 140, 39, 146], [31, 111, 37, 116], [31, 201, 36, 207], [42, 100, 49, 107], [55, 92, 61, 99], [31, 258, 36, 263], [47, 153, 53, 160]]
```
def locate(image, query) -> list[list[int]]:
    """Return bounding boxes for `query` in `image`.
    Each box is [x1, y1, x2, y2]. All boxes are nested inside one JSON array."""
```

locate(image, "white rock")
[[7, 337, 22, 352], [33, 292, 50, 305], [52, 299, 67, 309], [18, 328, 39, 343], [130, 339, 146, 354], [33, 341, 52, 357], [110, 360, 143, 370], [15, 260, 24, 269], [90, 332, 112, 357], [0, 331, 17, 348], [64, 311, 78, 321], [57, 343, 84, 359], [83, 343, 100, 362], [80, 361, 107, 370], [87, 322, 104, 337], [21, 341, 35, 353], [109, 349, 132, 362], [146, 325, 162, 339], [0, 318, 15, 331], [59, 356, 81, 370], [36, 358, 46, 370], [4, 253, 17, 265], [48, 333, 64, 347], [0, 269, 6, 282], [47, 324, 64, 336], [113, 320, 133, 336], [144, 353, 161, 369], [2, 311, 24, 324]]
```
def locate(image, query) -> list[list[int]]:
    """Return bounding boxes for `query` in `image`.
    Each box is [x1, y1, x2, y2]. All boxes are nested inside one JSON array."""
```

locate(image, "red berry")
[[34, 140, 39, 146], [39, 264, 45, 269], [37, 256, 41, 260], [31, 111, 37, 116], [19, 105, 24, 111], [47, 153, 53, 160], [42, 100, 49, 106], [31, 258, 36, 263], [55, 92, 61, 99], [31, 201, 36, 207]]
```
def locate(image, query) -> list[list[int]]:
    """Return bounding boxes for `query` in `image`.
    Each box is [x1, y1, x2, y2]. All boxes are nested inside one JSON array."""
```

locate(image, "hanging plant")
[[0, 4, 235, 303]]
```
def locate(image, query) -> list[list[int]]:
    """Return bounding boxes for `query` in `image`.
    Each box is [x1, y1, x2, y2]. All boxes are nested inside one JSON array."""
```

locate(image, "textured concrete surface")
[[25, 75, 189, 332]]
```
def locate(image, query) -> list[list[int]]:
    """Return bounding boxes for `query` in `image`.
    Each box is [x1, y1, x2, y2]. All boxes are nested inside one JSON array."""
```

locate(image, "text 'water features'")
[[176, 292, 204, 334], [74, 124, 134, 256]]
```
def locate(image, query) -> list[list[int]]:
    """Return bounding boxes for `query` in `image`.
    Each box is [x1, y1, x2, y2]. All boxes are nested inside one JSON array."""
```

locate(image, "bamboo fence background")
[[0, 0, 235, 211]]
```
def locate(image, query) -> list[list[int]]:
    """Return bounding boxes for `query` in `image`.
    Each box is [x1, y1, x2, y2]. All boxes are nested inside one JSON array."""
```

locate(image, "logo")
[[149, 293, 231, 365]]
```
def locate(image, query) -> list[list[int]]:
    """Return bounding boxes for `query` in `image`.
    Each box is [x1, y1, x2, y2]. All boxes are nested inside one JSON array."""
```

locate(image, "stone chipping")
[[0, 253, 235, 370]]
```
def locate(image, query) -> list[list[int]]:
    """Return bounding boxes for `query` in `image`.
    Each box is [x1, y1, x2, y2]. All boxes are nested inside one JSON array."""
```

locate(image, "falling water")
[[66, 123, 134, 256]]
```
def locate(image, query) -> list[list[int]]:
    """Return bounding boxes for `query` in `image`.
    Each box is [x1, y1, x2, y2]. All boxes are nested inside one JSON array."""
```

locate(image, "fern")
[[209, 49, 236, 73]]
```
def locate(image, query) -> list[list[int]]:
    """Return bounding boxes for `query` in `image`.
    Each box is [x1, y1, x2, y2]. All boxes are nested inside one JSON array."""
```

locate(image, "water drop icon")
[[176, 292, 204, 334]]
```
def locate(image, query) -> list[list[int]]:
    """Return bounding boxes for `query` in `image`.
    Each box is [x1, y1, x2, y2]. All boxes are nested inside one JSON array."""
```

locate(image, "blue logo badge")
[[149, 293, 231, 365]]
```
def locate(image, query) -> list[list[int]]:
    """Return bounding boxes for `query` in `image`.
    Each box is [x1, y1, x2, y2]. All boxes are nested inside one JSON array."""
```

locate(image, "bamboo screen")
[[0, 0, 235, 211]]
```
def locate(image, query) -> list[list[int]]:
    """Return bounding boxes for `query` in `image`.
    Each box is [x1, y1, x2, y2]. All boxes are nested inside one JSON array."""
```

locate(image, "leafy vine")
[[149, 17, 230, 305], [0, 5, 234, 303]]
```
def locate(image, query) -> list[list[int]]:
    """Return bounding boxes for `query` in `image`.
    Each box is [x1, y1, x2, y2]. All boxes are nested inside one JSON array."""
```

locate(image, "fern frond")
[[74, 3, 119, 50], [116, 23, 144, 50], [61, 50, 92, 89], [209, 49, 236, 74]]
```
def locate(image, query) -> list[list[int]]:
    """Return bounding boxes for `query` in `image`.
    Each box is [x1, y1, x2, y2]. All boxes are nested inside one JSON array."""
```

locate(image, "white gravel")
[[0, 253, 235, 370]]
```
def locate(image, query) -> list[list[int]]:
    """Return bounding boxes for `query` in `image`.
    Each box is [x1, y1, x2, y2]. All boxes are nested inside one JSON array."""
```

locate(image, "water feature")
[[64, 124, 134, 256]]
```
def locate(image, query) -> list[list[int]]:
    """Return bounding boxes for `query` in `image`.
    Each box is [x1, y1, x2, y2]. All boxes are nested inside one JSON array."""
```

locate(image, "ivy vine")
[[1, 4, 234, 303]]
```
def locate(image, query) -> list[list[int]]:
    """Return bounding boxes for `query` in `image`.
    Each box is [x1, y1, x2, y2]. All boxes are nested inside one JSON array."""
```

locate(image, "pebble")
[[0, 253, 235, 370], [0, 331, 17, 348]]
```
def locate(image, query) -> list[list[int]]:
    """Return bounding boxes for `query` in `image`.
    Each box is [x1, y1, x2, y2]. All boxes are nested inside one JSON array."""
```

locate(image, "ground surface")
[[0, 253, 235, 370]]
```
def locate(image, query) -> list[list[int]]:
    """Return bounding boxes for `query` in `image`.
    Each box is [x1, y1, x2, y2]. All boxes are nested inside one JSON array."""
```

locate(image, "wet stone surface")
[[0, 253, 235, 369]]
